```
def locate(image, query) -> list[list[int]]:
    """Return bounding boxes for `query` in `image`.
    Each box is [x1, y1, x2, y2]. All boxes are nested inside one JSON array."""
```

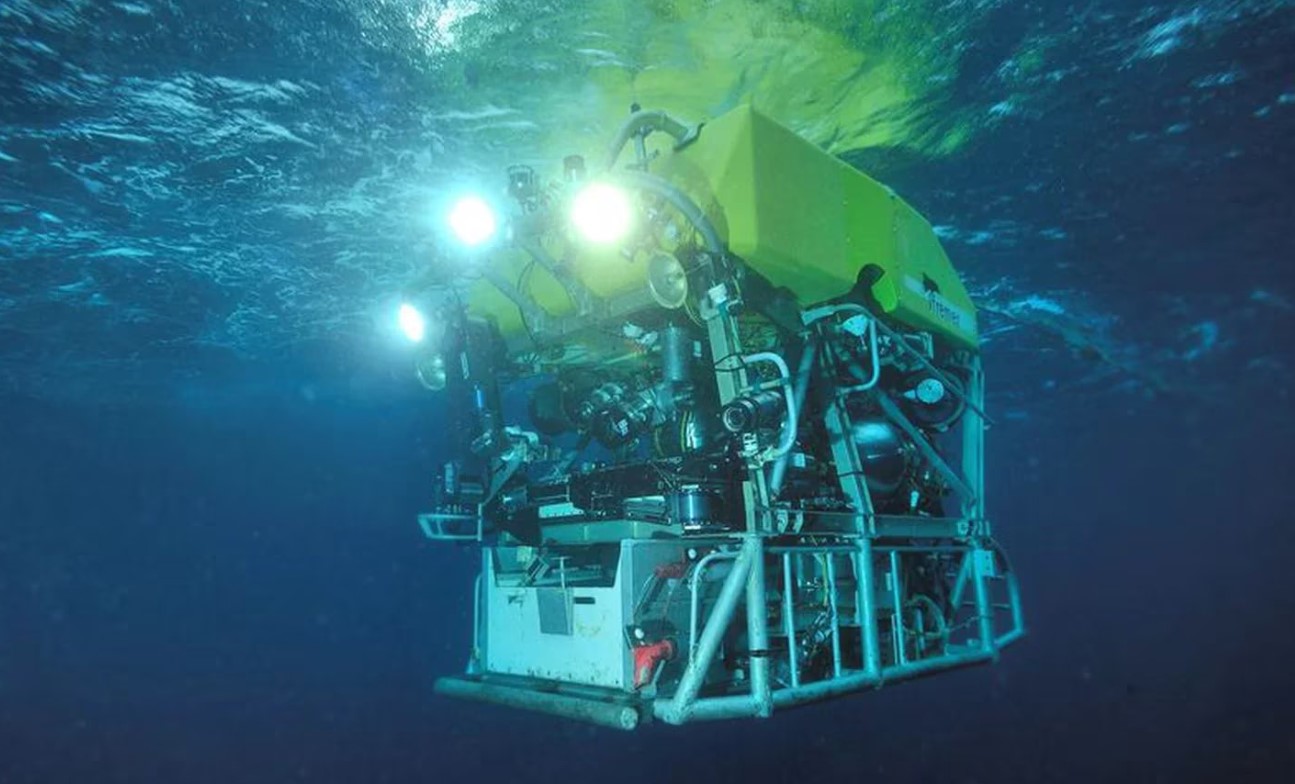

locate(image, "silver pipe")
[[782, 551, 800, 688], [825, 555, 843, 679], [480, 267, 546, 324], [604, 109, 694, 171], [470, 568, 483, 675], [973, 547, 999, 660], [519, 240, 595, 314], [661, 538, 756, 725], [416, 512, 481, 541], [996, 628, 1025, 647], [435, 677, 640, 731], [688, 550, 738, 662], [767, 541, 970, 555], [767, 544, 860, 555], [681, 695, 760, 721], [949, 552, 972, 611], [770, 341, 817, 497], [1008, 568, 1026, 638], [801, 302, 869, 325], [633, 132, 648, 168], [889, 550, 906, 666], [856, 538, 882, 678], [745, 536, 772, 718], [802, 303, 880, 392], [769, 649, 994, 709], [770, 671, 877, 708], [837, 316, 880, 393], [966, 359, 988, 521]]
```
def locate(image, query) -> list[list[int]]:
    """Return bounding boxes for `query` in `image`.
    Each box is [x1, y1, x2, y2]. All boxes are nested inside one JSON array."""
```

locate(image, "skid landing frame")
[[433, 530, 1023, 729]]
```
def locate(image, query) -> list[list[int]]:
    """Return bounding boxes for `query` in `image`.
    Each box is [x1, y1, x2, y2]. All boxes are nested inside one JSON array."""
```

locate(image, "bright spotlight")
[[398, 303, 427, 343], [571, 183, 633, 244], [447, 196, 498, 247]]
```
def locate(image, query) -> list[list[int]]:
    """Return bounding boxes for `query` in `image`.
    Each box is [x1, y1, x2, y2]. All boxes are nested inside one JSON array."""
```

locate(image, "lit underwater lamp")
[[398, 302, 427, 343], [447, 195, 498, 247], [570, 182, 633, 244]]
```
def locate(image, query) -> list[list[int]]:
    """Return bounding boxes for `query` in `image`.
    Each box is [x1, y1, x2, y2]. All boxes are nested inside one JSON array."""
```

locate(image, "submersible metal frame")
[[413, 105, 1025, 729]]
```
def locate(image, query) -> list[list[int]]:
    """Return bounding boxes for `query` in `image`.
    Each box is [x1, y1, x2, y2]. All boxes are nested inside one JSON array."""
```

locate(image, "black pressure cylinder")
[[720, 390, 785, 434], [661, 324, 691, 386]]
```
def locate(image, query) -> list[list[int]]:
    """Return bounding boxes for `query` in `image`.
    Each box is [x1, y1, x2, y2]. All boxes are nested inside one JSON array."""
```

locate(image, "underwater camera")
[[405, 105, 1024, 729]]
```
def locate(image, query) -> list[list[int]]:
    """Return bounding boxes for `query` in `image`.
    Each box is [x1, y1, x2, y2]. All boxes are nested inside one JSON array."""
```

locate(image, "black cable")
[[516, 259, 540, 350], [711, 352, 749, 373]]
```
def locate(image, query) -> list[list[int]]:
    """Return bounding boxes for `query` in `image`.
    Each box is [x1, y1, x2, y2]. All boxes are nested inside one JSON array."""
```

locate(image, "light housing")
[[398, 302, 427, 343], [570, 182, 633, 244], [415, 353, 449, 391], [447, 195, 498, 247]]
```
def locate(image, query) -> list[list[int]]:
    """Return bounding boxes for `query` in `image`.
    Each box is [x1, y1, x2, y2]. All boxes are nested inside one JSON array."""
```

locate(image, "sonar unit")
[[405, 104, 1025, 730]]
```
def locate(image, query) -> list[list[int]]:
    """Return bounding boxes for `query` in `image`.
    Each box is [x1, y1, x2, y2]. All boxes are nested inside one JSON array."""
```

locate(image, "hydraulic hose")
[[611, 169, 723, 254]]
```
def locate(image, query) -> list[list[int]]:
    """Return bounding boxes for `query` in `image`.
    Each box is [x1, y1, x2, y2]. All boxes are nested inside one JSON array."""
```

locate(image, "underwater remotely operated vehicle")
[[405, 105, 1024, 729]]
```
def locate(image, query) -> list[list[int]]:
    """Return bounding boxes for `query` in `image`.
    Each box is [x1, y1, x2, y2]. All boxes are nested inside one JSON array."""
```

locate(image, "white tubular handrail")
[[688, 550, 739, 662], [660, 539, 757, 724], [841, 314, 880, 392], [802, 303, 880, 393]]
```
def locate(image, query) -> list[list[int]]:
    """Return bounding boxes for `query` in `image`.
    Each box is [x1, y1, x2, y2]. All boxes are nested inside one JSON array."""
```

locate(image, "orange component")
[[632, 639, 676, 690]]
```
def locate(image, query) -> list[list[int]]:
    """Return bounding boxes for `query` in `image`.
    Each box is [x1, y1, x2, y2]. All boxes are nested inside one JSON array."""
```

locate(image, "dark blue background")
[[3, 356, 1292, 783], [3, 0, 1295, 781]]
